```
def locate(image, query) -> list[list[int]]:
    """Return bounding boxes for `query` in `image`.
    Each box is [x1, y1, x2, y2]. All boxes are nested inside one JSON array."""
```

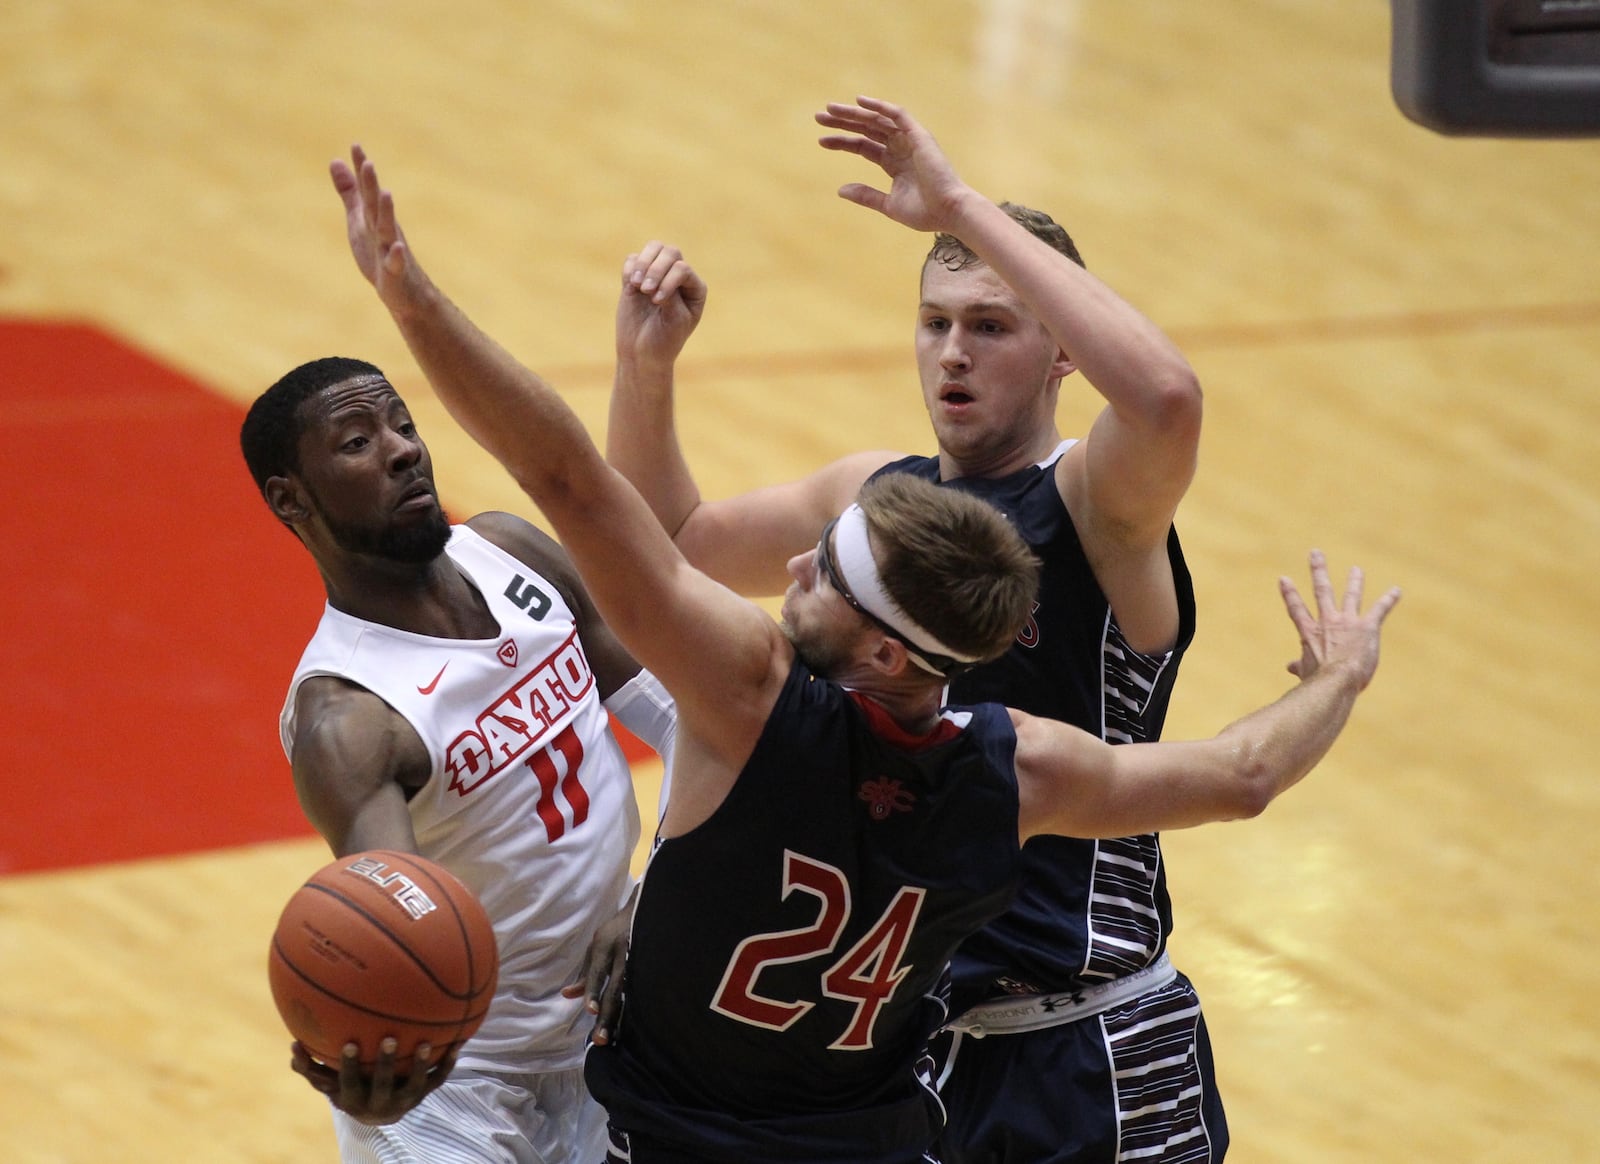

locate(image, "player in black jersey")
[[607, 97, 1217, 1161], [332, 144, 1400, 1164]]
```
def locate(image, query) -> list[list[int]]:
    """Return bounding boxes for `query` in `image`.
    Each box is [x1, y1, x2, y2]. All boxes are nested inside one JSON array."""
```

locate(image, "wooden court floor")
[[3, 3, 1599, 1160]]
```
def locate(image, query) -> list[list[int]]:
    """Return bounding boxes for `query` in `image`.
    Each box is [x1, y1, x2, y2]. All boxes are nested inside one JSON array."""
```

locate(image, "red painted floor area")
[[0, 321, 651, 875]]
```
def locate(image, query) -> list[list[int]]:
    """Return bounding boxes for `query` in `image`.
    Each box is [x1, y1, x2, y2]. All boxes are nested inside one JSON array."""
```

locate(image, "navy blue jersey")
[[871, 447, 1196, 1011], [586, 659, 1025, 1163]]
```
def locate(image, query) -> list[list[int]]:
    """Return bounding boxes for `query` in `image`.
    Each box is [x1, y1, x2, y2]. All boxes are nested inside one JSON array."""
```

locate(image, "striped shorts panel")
[[934, 973, 1227, 1164]]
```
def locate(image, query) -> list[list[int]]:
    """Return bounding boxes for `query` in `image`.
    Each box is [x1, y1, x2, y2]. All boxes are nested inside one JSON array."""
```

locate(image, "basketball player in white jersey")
[[241, 358, 675, 1163]]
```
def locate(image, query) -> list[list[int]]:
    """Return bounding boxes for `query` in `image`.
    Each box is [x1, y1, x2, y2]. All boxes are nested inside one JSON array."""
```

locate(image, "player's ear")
[[265, 475, 311, 525], [1052, 347, 1076, 380], [868, 634, 912, 678]]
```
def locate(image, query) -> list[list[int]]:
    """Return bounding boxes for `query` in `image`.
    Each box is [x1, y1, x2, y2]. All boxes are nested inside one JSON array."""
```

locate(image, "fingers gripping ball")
[[268, 850, 498, 1074]]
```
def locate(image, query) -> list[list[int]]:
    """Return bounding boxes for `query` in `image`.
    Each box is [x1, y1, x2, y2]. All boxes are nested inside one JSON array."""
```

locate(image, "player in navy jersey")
[[606, 96, 1211, 1161], [329, 142, 1399, 1164]]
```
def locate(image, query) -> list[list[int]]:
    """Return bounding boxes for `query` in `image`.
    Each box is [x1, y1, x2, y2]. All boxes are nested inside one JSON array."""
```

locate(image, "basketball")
[[268, 850, 498, 1074]]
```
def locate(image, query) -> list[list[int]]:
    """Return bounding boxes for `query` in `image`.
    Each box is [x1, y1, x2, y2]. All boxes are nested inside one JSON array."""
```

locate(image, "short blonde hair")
[[857, 474, 1040, 665], [927, 201, 1084, 273]]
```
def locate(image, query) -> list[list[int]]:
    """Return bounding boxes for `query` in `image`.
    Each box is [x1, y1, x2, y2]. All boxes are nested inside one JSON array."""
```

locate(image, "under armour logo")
[[1037, 992, 1087, 1013]]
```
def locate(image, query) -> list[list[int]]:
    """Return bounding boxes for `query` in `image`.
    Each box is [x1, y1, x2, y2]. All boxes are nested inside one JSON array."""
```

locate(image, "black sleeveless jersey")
[[870, 447, 1196, 1012], [586, 659, 1024, 1162]]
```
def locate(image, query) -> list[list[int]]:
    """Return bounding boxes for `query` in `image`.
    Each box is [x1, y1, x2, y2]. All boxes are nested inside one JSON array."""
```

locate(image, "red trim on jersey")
[[846, 691, 964, 751]]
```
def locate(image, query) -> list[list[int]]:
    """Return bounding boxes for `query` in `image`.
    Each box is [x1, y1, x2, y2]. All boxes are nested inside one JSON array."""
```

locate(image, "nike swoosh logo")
[[417, 663, 449, 695]]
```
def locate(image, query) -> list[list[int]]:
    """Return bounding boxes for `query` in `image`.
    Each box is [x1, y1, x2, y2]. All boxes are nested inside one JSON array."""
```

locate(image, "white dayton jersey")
[[280, 525, 641, 1075]]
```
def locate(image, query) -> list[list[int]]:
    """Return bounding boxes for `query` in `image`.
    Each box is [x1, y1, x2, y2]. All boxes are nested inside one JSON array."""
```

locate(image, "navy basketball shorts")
[[933, 972, 1228, 1164]]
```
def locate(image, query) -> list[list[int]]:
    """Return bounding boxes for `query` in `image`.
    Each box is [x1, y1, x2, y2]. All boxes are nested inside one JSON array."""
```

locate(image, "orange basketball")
[[268, 850, 498, 1074]]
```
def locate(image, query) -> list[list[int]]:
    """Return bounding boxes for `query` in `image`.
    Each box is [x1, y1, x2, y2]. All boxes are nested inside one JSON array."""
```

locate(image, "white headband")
[[831, 503, 982, 672]]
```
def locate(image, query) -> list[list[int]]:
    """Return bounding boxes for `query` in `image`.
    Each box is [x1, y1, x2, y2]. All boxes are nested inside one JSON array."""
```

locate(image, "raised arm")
[[330, 148, 782, 788], [606, 242, 706, 540], [605, 239, 894, 596], [1016, 551, 1401, 839], [819, 95, 1202, 644]]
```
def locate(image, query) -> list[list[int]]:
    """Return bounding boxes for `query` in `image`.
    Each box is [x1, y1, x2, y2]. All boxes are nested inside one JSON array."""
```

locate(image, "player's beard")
[[325, 506, 453, 564], [781, 617, 852, 680]]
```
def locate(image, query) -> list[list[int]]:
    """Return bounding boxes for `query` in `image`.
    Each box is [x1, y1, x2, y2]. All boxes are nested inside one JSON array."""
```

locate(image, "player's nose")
[[938, 330, 971, 371], [383, 427, 423, 471], [787, 548, 817, 588]]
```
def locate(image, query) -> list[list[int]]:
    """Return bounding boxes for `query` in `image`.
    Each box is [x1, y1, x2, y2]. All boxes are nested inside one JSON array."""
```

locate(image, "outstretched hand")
[[1279, 550, 1402, 690], [816, 96, 970, 234], [617, 241, 707, 368], [290, 1038, 458, 1126], [329, 145, 429, 314]]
